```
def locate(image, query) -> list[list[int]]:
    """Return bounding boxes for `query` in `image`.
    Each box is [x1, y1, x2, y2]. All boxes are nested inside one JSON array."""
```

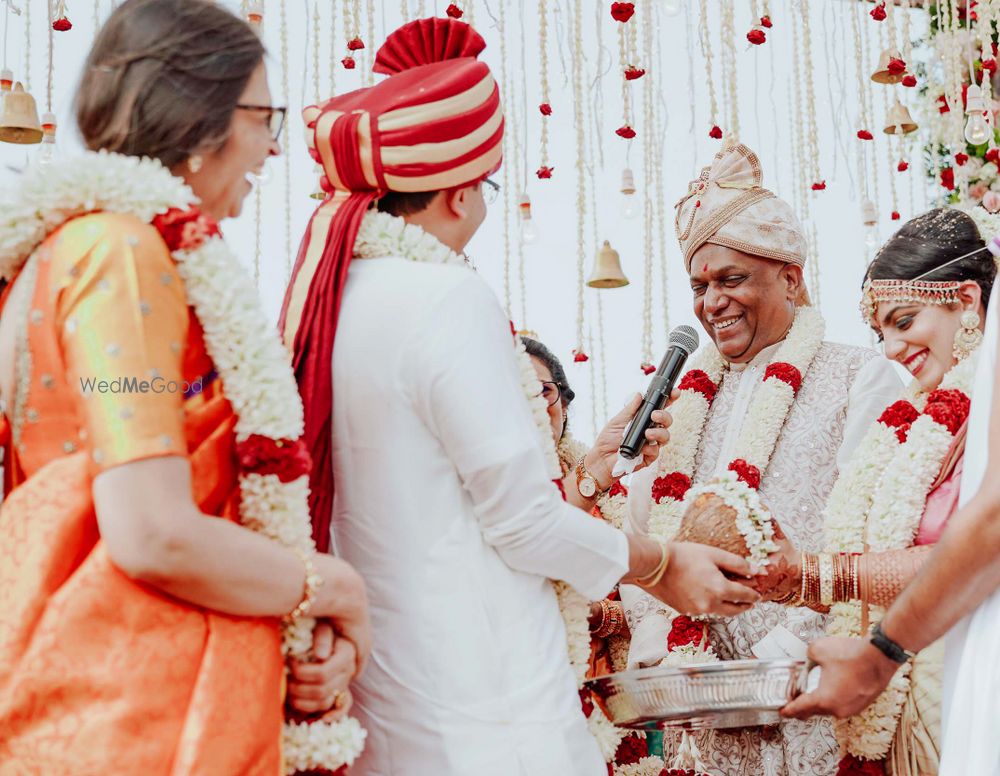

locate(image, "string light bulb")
[[518, 193, 540, 244], [0, 69, 12, 92], [246, 1, 263, 26], [620, 168, 639, 219], [861, 198, 878, 252], [662, 0, 684, 16], [37, 112, 57, 166]]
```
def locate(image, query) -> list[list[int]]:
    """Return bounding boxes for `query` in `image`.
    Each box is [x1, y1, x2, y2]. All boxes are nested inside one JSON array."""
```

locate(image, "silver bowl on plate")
[[584, 658, 809, 730]]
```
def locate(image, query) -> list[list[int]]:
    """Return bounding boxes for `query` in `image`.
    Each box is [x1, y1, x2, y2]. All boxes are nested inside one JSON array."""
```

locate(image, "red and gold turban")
[[279, 17, 503, 551]]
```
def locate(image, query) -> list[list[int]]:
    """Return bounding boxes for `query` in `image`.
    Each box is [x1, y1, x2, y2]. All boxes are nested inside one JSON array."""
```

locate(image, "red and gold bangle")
[[595, 600, 625, 638]]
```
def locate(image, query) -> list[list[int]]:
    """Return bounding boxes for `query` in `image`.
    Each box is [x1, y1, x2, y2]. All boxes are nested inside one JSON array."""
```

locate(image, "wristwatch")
[[574, 457, 605, 499], [869, 621, 916, 664]]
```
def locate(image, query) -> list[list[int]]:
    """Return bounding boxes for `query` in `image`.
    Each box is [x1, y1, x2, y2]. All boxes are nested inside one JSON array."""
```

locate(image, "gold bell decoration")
[[0, 82, 42, 145], [884, 100, 918, 135], [871, 48, 907, 84], [309, 164, 326, 200], [587, 240, 629, 289]]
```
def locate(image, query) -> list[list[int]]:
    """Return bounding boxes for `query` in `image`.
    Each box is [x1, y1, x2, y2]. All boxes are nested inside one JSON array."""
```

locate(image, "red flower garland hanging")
[[236, 434, 312, 483], [878, 399, 920, 444], [446, 3, 464, 19], [342, 56, 357, 69], [677, 369, 719, 402], [573, 349, 590, 363], [616, 124, 637, 139], [887, 58, 907, 76], [937, 95, 951, 114], [982, 58, 998, 76], [760, 15, 773, 28], [652, 472, 692, 504], [923, 389, 971, 435], [956, 152, 970, 166], [53, 15, 72, 31], [811, 181, 827, 191], [536, 165, 554, 179], [987, 148, 1000, 164], [709, 125, 723, 139], [624, 66, 646, 80], [539, 103, 553, 116], [347, 37, 365, 51], [613, 735, 649, 766], [641, 362, 656, 375], [728, 459, 762, 490], [897, 160, 909, 172], [940, 167, 955, 191], [902, 74, 917, 87], [764, 362, 803, 394], [857, 129, 874, 140], [747, 28, 766, 45], [152, 207, 221, 252], [891, 211, 900, 221], [610, 2, 635, 23], [870, 3, 887, 21]]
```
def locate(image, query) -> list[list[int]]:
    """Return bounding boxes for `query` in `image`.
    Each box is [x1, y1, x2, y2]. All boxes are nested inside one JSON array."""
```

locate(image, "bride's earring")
[[953, 309, 983, 361], [187, 155, 203, 174]]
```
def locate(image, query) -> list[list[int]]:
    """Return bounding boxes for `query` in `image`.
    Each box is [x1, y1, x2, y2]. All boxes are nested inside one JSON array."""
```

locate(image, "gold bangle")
[[635, 541, 670, 588], [285, 546, 323, 622], [592, 598, 609, 635], [818, 553, 834, 606], [595, 600, 624, 638]]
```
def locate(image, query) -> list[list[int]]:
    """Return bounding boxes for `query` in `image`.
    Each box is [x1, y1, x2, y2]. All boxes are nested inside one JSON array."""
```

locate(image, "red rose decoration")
[[764, 362, 803, 393], [902, 74, 917, 87], [610, 2, 635, 23], [236, 434, 312, 483], [940, 167, 955, 191], [956, 152, 970, 166], [924, 389, 971, 435], [811, 180, 826, 191], [877, 399, 920, 431], [728, 459, 761, 490], [624, 66, 646, 80], [152, 208, 221, 252], [837, 754, 887, 776], [536, 165, 554, 179], [987, 148, 1000, 164], [870, 3, 886, 21], [760, 15, 772, 28], [857, 129, 874, 140], [678, 369, 719, 403], [53, 16, 72, 31], [614, 734, 649, 765], [342, 56, 356, 69], [983, 58, 998, 75], [709, 124, 723, 139], [446, 3, 464, 18], [887, 58, 907, 75], [608, 480, 629, 498], [573, 350, 589, 362], [667, 615, 706, 649], [747, 28, 766, 45], [578, 687, 594, 717], [897, 160, 909, 172], [641, 362, 656, 375], [652, 471, 692, 503], [347, 36, 365, 50], [937, 94, 951, 114], [891, 211, 900, 220], [539, 103, 553, 116], [616, 124, 637, 139]]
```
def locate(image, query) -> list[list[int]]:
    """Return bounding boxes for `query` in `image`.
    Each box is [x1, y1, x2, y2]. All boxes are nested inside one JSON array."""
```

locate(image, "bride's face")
[[875, 281, 983, 391]]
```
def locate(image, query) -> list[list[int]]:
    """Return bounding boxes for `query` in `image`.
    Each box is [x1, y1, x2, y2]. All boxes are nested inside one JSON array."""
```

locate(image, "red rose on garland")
[[887, 58, 907, 75], [760, 15, 772, 28], [614, 734, 649, 765], [616, 124, 637, 139], [857, 129, 874, 140], [747, 28, 766, 45], [709, 124, 723, 139], [940, 167, 955, 191], [902, 74, 917, 87], [573, 349, 589, 362], [987, 148, 1000, 164], [624, 66, 646, 80], [667, 615, 706, 649], [342, 56, 356, 69], [652, 472, 692, 503], [608, 480, 629, 499], [236, 434, 312, 484], [898, 160, 909, 172], [878, 399, 920, 429], [610, 2, 635, 23], [870, 3, 886, 21], [153, 208, 221, 252], [983, 58, 998, 75], [924, 389, 971, 435], [446, 3, 464, 18], [837, 754, 887, 776], [811, 180, 826, 190], [764, 362, 803, 393], [536, 165, 554, 179], [937, 94, 950, 114], [539, 103, 553, 116], [678, 369, 719, 403], [956, 152, 970, 166], [892, 211, 900, 220], [641, 362, 656, 375], [53, 15, 72, 31], [347, 36, 365, 50], [728, 459, 762, 490]]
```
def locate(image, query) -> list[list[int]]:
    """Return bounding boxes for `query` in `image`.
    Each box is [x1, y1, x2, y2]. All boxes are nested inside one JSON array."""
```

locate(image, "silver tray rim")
[[584, 657, 807, 688]]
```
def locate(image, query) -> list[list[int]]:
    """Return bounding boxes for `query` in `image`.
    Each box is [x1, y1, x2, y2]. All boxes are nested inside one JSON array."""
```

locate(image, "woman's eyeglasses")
[[539, 381, 563, 407], [482, 177, 500, 206], [236, 104, 288, 141]]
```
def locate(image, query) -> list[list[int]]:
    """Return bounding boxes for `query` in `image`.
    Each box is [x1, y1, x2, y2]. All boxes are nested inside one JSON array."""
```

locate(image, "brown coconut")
[[674, 492, 751, 557]]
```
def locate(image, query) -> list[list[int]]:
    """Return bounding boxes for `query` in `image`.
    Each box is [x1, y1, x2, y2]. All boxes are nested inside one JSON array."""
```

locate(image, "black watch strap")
[[869, 621, 916, 664]]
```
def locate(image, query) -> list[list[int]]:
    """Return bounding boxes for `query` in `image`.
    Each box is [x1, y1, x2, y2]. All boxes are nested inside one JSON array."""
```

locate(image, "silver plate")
[[584, 658, 808, 730]]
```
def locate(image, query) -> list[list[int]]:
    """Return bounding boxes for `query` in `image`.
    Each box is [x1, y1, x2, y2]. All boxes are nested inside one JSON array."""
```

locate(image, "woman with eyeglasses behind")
[[522, 336, 667, 766], [0, 0, 369, 771]]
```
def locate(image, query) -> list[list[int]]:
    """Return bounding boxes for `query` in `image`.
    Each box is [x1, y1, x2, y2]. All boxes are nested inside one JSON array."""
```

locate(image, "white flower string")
[[538, 0, 550, 173], [45, 0, 53, 112], [365, 0, 375, 84], [851, 0, 871, 207], [698, 0, 719, 136], [800, 0, 822, 191], [640, 0, 654, 369], [22, 0, 28, 92], [617, 19, 632, 133], [573, 0, 587, 359], [721, 0, 738, 139], [0, 150, 366, 774], [279, 0, 292, 279]]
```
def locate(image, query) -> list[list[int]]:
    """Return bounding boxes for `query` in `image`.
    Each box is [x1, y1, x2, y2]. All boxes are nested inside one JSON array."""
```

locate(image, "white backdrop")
[[0, 0, 930, 440]]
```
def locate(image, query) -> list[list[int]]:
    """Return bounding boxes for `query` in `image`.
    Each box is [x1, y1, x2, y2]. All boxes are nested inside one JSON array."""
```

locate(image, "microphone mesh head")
[[668, 325, 700, 355]]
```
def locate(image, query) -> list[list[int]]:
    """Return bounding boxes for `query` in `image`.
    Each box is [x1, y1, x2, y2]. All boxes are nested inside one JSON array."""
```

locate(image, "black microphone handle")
[[618, 346, 691, 459]]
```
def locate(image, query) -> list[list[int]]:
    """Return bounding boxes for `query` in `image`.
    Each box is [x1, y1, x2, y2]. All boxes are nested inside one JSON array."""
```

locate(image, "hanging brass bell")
[[883, 101, 918, 135], [587, 240, 629, 289], [871, 48, 906, 84], [0, 82, 43, 145], [309, 164, 326, 200]]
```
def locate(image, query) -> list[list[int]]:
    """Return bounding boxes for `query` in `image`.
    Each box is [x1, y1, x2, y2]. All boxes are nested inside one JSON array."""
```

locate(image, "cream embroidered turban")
[[674, 140, 807, 272]]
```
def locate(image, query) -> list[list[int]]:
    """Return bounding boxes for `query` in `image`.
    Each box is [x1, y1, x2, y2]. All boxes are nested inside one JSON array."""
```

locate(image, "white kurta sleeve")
[[836, 354, 903, 471], [401, 272, 629, 600]]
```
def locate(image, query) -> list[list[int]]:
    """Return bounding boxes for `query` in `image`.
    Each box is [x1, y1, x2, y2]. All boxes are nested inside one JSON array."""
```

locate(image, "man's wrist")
[[868, 620, 917, 664]]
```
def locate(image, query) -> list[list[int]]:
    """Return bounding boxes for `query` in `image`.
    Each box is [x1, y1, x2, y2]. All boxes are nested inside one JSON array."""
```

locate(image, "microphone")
[[613, 325, 700, 475]]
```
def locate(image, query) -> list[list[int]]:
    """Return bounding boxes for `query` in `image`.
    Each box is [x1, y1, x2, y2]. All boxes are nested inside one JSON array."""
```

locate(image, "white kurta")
[[941, 297, 1000, 776], [623, 338, 901, 776], [329, 257, 629, 776]]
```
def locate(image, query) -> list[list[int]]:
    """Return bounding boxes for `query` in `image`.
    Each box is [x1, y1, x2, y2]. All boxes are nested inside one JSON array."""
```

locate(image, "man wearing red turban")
[[281, 18, 759, 774]]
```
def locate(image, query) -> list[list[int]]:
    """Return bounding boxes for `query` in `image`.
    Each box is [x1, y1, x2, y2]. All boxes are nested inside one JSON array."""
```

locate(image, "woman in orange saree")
[[0, 1, 369, 773]]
